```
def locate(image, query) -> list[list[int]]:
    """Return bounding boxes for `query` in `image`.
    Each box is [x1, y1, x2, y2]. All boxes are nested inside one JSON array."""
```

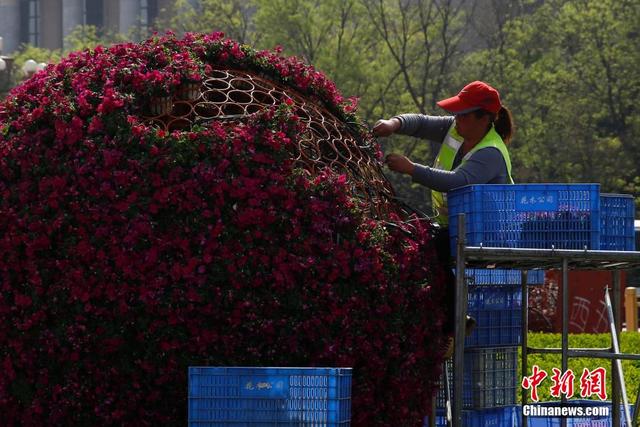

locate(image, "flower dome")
[[0, 32, 447, 426]]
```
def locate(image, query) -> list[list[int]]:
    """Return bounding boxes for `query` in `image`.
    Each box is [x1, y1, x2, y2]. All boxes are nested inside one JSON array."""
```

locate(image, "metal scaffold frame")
[[449, 213, 640, 427]]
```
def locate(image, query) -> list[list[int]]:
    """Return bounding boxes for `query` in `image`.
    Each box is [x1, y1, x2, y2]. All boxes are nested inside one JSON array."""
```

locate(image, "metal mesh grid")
[[141, 69, 405, 220]]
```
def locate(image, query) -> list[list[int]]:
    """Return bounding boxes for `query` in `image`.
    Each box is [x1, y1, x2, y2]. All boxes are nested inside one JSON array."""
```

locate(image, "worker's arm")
[[394, 114, 454, 142], [373, 114, 454, 142], [387, 147, 508, 192]]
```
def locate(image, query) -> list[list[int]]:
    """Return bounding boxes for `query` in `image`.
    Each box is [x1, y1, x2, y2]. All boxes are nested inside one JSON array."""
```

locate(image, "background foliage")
[[4, 0, 639, 212]]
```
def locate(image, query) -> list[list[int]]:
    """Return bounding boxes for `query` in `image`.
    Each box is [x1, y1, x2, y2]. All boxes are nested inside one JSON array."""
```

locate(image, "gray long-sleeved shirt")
[[394, 114, 510, 192]]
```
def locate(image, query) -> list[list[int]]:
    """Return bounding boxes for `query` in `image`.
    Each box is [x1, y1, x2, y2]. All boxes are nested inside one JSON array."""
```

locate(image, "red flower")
[[14, 294, 32, 308]]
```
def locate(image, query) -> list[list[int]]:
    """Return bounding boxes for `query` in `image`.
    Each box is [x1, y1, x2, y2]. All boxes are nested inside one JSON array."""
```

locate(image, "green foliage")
[[160, 0, 256, 43], [3, 25, 126, 93], [10, 44, 61, 65], [0, 26, 131, 102], [521, 332, 640, 402], [63, 25, 127, 53], [10, 45, 61, 82], [254, 0, 376, 100]]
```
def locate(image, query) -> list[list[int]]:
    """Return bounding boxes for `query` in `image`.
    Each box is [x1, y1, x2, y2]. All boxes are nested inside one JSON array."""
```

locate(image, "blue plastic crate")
[[465, 406, 521, 427], [465, 269, 545, 286], [188, 367, 351, 426], [467, 305, 521, 347], [526, 400, 635, 427], [436, 347, 518, 409], [466, 284, 522, 347], [425, 405, 521, 427], [467, 284, 522, 311], [600, 194, 635, 251], [427, 402, 635, 427], [448, 184, 601, 256]]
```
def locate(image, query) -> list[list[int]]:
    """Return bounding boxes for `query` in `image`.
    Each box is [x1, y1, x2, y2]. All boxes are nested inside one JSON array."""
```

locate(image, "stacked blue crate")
[[432, 270, 529, 418], [188, 367, 352, 426], [435, 347, 519, 409], [448, 184, 636, 253], [434, 184, 636, 426], [525, 400, 635, 427], [464, 268, 543, 349], [424, 406, 521, 427], [432, 184, 636, 426], [600, 194, 635, 251], [448, 183, 601, 256], [465, 269, 544, 286], [465, 283, 522, 348]]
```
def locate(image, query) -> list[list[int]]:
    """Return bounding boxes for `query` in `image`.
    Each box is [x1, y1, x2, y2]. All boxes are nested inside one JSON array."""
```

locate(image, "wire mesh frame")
[[141, 68, 409, 221]]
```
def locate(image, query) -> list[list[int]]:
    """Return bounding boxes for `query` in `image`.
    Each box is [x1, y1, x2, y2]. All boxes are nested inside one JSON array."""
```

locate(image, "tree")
[[460, 0, 640, 202], [64, 25, 127, 52], [253, 0, 387, 117], [356, 0, 475, 212], [361, 0, 470, 116], [160, 0, 257, 44]]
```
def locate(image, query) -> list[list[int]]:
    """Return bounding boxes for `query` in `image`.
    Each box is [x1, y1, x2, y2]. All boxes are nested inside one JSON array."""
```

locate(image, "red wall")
[[530, 271, 627, 333]]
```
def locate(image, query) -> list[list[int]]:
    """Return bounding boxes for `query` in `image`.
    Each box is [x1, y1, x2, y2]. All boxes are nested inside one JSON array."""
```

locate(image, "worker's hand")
[[385, 153, 415, 175], [372, 118, 401, 137]]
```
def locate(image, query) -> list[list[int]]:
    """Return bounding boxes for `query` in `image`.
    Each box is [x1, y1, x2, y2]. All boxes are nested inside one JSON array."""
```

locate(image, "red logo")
[[522, 366, 608, 401], [580, 367, 607, 400], [522, 365, 548, 402]]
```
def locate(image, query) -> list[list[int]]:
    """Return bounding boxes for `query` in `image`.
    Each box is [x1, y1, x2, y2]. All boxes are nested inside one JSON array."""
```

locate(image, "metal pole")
[[611, 286, 619, 427], [429, 394, 436, 427], [608, 273, 632, 427], [453, 214, 466, 427], [444, 361, 452, 427], [521, 269, 528, 427], [561, 258, 569, 427], [611, 283, 620, 427], [633, 383, 640, 427]]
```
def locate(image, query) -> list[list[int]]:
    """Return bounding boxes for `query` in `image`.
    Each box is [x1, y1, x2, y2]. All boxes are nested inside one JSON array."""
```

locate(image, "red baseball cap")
[[436, 81, 502, 114]]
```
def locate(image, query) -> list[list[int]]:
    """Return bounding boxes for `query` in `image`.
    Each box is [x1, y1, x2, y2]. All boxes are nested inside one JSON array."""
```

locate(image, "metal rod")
[[564, 350, 640, 361], [521, 269, 528, 427], [444, 361, 451, 427], [527, 347, 613, 354], [561, 258, 569, 427], [608, 277, 632, 427], [634, 381, 640, 427], [464, 246, 640, 260], [453, 214, 466, 427], [462, 246, 640, 269], [429, 393, 436, 427], [526, 346, 640, 360], [611, 282, 620, 427]]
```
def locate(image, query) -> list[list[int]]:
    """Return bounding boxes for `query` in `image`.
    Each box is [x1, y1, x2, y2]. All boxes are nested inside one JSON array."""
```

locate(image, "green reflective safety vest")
[[431, 124, 514, 226]]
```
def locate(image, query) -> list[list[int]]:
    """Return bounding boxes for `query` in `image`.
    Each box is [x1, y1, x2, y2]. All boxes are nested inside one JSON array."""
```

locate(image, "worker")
[[372, 81, 514, 357]]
